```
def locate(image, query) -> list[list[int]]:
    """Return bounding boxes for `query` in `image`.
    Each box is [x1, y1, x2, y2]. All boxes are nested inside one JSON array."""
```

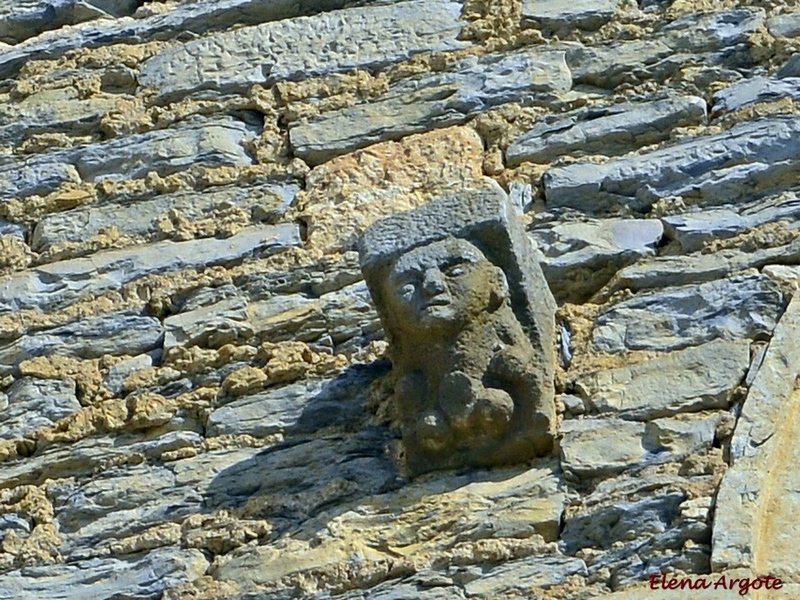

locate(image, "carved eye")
[[446, 265, 466, 277], [400, 283, 415, 298]]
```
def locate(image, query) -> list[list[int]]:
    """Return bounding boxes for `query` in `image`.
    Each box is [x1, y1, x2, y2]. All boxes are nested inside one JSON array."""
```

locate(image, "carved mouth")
[[425, 296, 451, 307]]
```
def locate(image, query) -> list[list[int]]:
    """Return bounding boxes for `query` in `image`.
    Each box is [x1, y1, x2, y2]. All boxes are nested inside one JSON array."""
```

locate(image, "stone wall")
[[1, 0, 799, 598]]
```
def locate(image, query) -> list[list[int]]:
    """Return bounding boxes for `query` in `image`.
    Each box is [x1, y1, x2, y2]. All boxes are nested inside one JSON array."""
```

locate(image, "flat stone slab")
[[531, 217, 663, 304], [0, 223, 300, 314], [290, 47, 571, 165], [592, 272, 786, 353], [507, 96, 705, 166], [139, 0, 468, 101], [543, 116, 800, 214], [0, 314, 164, 376], [711, 76, 800, 119], [32, 180, 299, 253], [0, 116, 257, 202], [0, 547, 209, 600], [559, 418, 648, 478], [575, 338, 750, 420], [521, 0, 618, 32]]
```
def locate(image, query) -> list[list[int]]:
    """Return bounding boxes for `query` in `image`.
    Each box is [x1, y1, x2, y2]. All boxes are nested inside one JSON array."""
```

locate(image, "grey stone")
[[777, 53, 800, 79], [0, 314, 163, 376], [164, 296, 251, 351], [661, 209, 748, 253], [290, 48, 571, 165], [767, 12, 800, 38], [521, 0, 618, 32], [0, 547, 209, 600], [543, 116, 800, 214], [575, 339, 750, 421], [138, 0, 468, 101], [662, 9, 765, 54], [463, 555, 587, 597], [0, 223, 300, 314], [561, 492, 686, 553], [507, 96, 706, 166], [565, 39, 675, 89], [592, 272, 786, 353], [0, 0, 140, 45], [0, 378, 80, 440], [0, 116, 257, 203], [359, 186, 557, 475], [598, 236, 800, 298], [643, 413, 719, 457], [531, 218, 663, 304], [103, 354, 155, 396], [559, 418, 647, 479], [712, 76, 800, 118], [712, 294, 800, 572], [0, 0, 356, 79]]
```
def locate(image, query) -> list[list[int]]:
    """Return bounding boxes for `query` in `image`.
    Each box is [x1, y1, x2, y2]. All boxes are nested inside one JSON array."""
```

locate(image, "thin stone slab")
[[0, 0, 356, 79], [507, 96, 706, 166], [463, 555, 587, 597], [0, 116, 257, 202], [565, 39, 675, 89], [544, 116, 800, 214], [592, 272, 786, 353], [521, 0, 618, 32], [661, 9, 765, 54], [575, 338, 750, 421], [32, 180, 299, 253], [0, 377, 80, 439], [711, 76, 800, 118], [0, 547, 209, 600], [290, 48, 571, 165], [138, 0, 468, 101], [768, 12, 800, 38], [0, 0, 140, 45], [0, 314, 163, 376], [0, 223, 300, 314], [559, 418, 648, 478]]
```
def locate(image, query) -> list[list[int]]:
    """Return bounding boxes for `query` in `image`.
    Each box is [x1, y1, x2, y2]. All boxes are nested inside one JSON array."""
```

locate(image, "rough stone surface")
[[521, 0, 619, 33], [359, 188, 556, 475], [507, 96, 706, 166], [139, 0, 468, 100], [592, 272, 786, 353], [543, 116, 800, 214], [290, 48, 571, 165], [575, 339, 750, 420], [0, 378, 80, 439]]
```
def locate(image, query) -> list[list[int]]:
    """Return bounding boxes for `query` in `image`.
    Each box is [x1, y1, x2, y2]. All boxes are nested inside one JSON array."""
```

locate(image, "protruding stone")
[[359, 186, 557, 475], [521, 0, 618, 33]]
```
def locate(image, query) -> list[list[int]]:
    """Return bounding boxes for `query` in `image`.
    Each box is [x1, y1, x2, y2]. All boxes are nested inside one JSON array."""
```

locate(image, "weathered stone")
[[711, 76, 800, 119], [0, 223, 300, 313], [544, 116, 800, 214], [0, 0, 140, 45], [712, 294, 800, 576], [778, 54, 800, 79], [103, 354, 155, 396], [34, 180, 298, 253], [0, 378, 80, 439], [598, 236, 800, 297], [0, 116, 257, 202], [531, 218, 663, 304], [164, 296, 251, 351], [0, 547, 209, 600], [661, 209, 748, 253], [643, 413, 719, 457], [463, 555, 587, 597], [139, 0, 468, 101], [559, 418, 647, 478], [565, 40, 675, 89], [768, 12, 800, 38], [592, 272, 785, 353], [521, 0, 618, 33], [662, 9, 765, 54], [507, 96, 705, 166], [290, 48, 571, 165], [575, 339, 749, 421], [359, 188, 557, 475], [0, 314, 163, 376]]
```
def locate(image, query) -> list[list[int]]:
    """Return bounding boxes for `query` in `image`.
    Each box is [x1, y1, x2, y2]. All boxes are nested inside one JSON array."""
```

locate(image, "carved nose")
[[422, 268, 446, 294]]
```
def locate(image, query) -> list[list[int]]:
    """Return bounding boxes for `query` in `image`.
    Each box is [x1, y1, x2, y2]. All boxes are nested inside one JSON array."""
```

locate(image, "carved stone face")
[[384, 237, 507, 332]]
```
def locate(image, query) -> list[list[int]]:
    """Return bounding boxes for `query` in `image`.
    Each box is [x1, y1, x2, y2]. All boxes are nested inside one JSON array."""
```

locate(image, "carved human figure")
[[380, 236, 555, 475]]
